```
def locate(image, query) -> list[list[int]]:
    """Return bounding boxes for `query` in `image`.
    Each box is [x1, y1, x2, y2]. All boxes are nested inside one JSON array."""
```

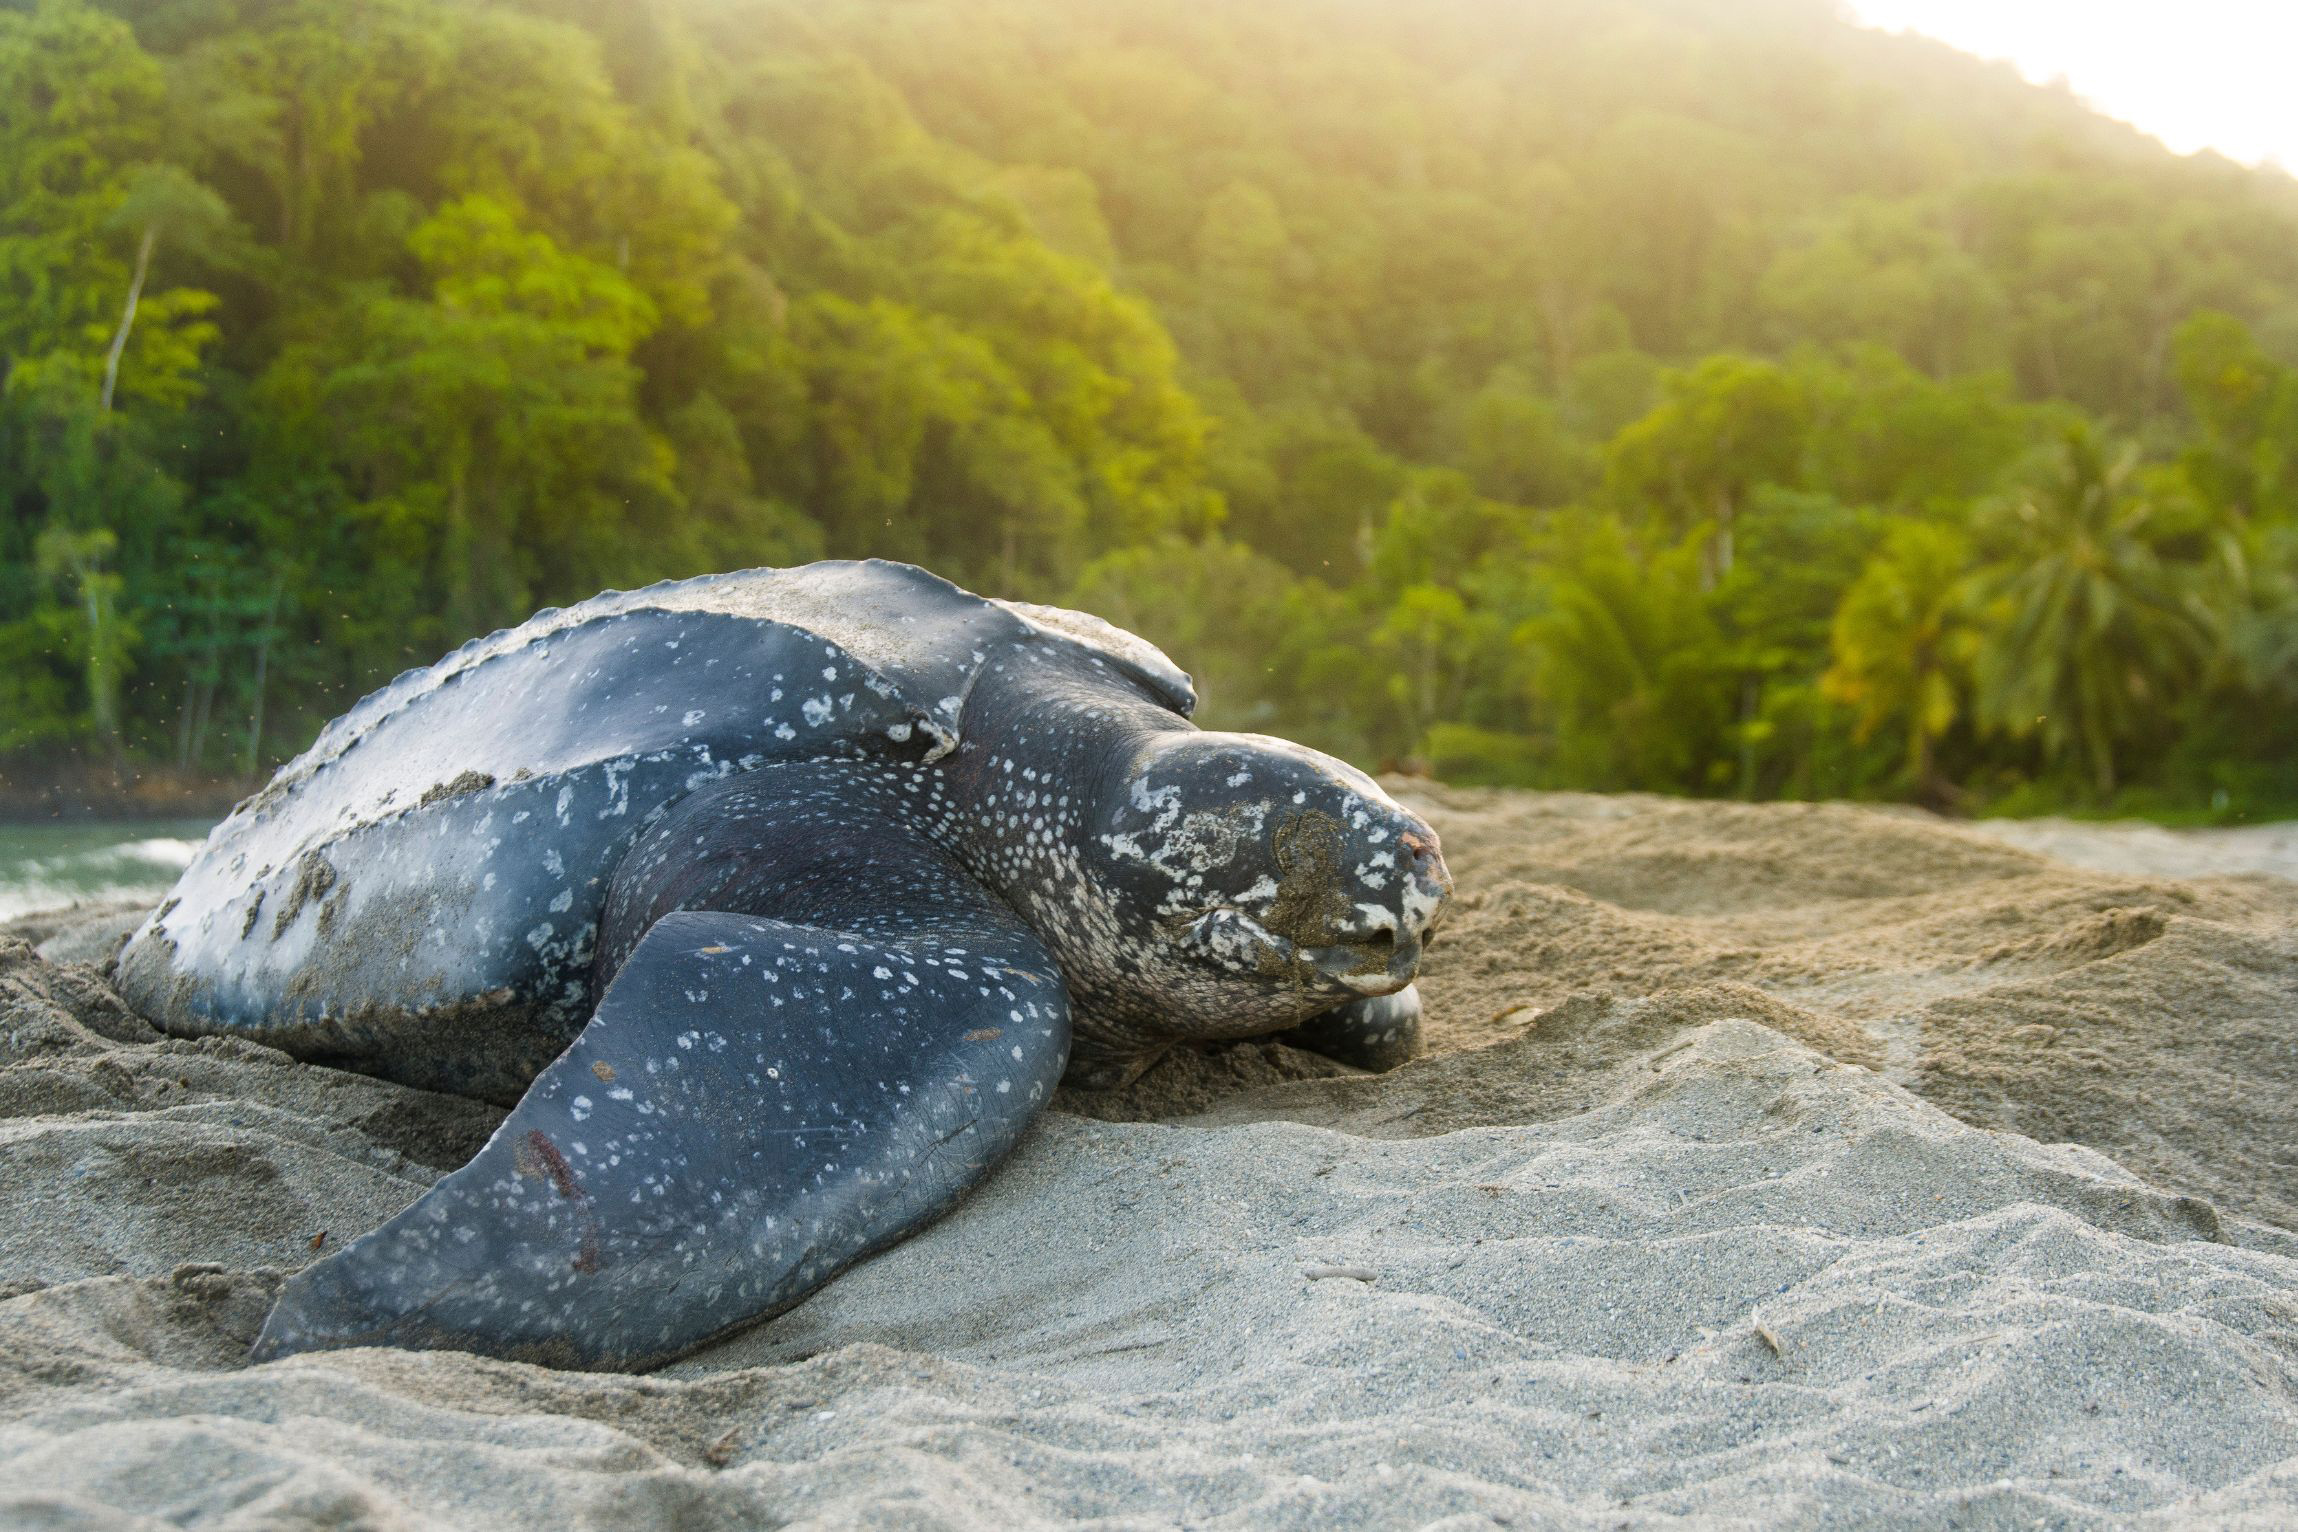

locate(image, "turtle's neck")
[[923, 638, 1194, 1044], [931, 637, 1189, 876]]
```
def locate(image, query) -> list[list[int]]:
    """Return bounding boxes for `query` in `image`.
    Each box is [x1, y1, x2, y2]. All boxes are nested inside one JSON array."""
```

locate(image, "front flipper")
[[251, 906, 1069, 1370], [1276, 985, 1423, 1073]]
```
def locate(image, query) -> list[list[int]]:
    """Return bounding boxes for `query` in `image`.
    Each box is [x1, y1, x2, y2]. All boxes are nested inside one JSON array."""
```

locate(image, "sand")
[[2, 792, 2296, 1528], [1958, 814, 2298, 884]]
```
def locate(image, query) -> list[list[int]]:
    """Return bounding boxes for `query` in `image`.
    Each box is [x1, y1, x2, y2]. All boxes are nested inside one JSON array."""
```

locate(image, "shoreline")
[[0, 770, 247, 825]]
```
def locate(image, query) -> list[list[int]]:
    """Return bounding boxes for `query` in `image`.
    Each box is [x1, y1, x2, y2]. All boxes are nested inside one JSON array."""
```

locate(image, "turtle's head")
[[1093, 732, 1451, 1012]]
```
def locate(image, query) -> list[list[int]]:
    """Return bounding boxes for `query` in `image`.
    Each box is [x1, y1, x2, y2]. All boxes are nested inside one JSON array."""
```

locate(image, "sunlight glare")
[[1844, 0, 2298, 170]]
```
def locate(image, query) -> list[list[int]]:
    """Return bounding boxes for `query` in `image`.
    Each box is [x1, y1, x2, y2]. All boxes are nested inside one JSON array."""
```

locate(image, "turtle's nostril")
[[1399, 830, 1449, 885], [1392, 827, 1452, 946]]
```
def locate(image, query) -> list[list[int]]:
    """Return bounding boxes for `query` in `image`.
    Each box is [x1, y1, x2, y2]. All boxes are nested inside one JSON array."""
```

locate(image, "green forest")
[[6, 0, 2297, 816]]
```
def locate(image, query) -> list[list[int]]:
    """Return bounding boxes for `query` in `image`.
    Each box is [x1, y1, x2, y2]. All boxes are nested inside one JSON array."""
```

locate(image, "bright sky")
[[1843, 0, 2298, 170]]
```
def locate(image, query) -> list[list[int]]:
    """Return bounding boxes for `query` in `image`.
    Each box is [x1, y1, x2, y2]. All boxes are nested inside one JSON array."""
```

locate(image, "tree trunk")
[[187, 670, 215, 769], [2138, 307, 2180, 423], [289, 104, 316, 249], [1911, 714, 1955, 809], [100, 228, 156, 415], [2032, 319, 2062, 399], [81, 578, 125, 770], [444, 431, 477, 636], [2086, 708, 2117, 802], [1699, 490, 1736, 592], [176, 677, 195, 768], [1737, 675, 1760, 799], [1537, 280, 1582, 385], [244, 578, 281, 778]]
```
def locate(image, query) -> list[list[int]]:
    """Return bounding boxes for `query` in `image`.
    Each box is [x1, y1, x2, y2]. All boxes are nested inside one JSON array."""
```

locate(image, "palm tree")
[[1822, 520, 1974, 804], [1969, 428, 2230, 799], [1518, 522, 1727, 792]]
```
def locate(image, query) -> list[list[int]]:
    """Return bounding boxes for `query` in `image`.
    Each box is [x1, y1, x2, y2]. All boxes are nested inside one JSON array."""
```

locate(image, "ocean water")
[[0, 820, 213, 923]]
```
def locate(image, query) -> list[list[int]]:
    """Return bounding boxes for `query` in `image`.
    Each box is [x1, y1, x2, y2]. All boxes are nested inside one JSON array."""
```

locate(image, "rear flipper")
[[251, 899, 1070, 1370], [1277, 985, 1422, 1073]]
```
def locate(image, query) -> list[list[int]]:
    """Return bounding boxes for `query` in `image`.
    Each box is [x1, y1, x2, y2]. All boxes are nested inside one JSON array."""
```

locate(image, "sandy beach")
[[3, 789, 2296, 1528]]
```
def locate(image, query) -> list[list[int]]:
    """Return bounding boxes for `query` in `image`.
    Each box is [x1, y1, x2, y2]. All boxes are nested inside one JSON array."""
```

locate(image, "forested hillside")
[[6, 0, 2297, 813]]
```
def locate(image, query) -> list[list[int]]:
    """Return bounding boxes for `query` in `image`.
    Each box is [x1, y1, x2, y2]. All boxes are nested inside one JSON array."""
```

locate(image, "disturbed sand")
[[1, 790, 2295, 1528]]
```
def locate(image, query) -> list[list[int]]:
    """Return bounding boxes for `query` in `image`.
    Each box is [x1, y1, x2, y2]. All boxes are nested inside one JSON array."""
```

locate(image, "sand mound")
[[1394, 785, 2298, 1230], [2, 793, 2296, 1527]]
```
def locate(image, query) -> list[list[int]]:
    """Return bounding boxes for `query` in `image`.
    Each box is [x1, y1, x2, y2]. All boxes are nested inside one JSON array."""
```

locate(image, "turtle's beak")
[[1301, 829, 1450, 994], [1301, 929, 1419, 993]]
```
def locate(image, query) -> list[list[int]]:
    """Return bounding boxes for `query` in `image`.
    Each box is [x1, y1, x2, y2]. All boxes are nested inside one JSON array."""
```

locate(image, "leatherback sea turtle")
[[118, 560, 1449, 1370]]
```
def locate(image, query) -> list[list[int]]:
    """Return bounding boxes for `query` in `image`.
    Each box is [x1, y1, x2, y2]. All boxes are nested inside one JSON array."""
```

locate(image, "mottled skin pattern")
[[117, 561, 1449, 1370]]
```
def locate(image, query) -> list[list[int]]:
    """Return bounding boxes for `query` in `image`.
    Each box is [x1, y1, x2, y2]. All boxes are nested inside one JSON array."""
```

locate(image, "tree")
[[277, 195, 668, 641], [1372, 582, 1478, 757], [411, 3, 733, 328], [660, 392, 824, 571], [1605, 355, 1808, 586], [1822, 522, 1976, 802], [1798, 346, 2031, 512], [0, 0, 166, 378], [1759, 199, 2009, 380], [34, 524, 134, 763], [99, 164, 236, 412], [1456, 368, 1594, 507], [191, 0, 447, 253], [1509, 163, 1607, 385], [1709, 486, 1885, 800], [1067, 535, 1365, 754], [2174, 311, 2294, 525], [1970, 429, 2230, 797], [791, 291, 1082, 586], [1361, 468, 1530, 602], [1517, 517, 1730, 793]]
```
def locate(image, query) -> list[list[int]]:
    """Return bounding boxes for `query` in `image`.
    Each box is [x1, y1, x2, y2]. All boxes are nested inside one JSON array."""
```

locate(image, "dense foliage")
[[6, 0, 2297, 814]]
